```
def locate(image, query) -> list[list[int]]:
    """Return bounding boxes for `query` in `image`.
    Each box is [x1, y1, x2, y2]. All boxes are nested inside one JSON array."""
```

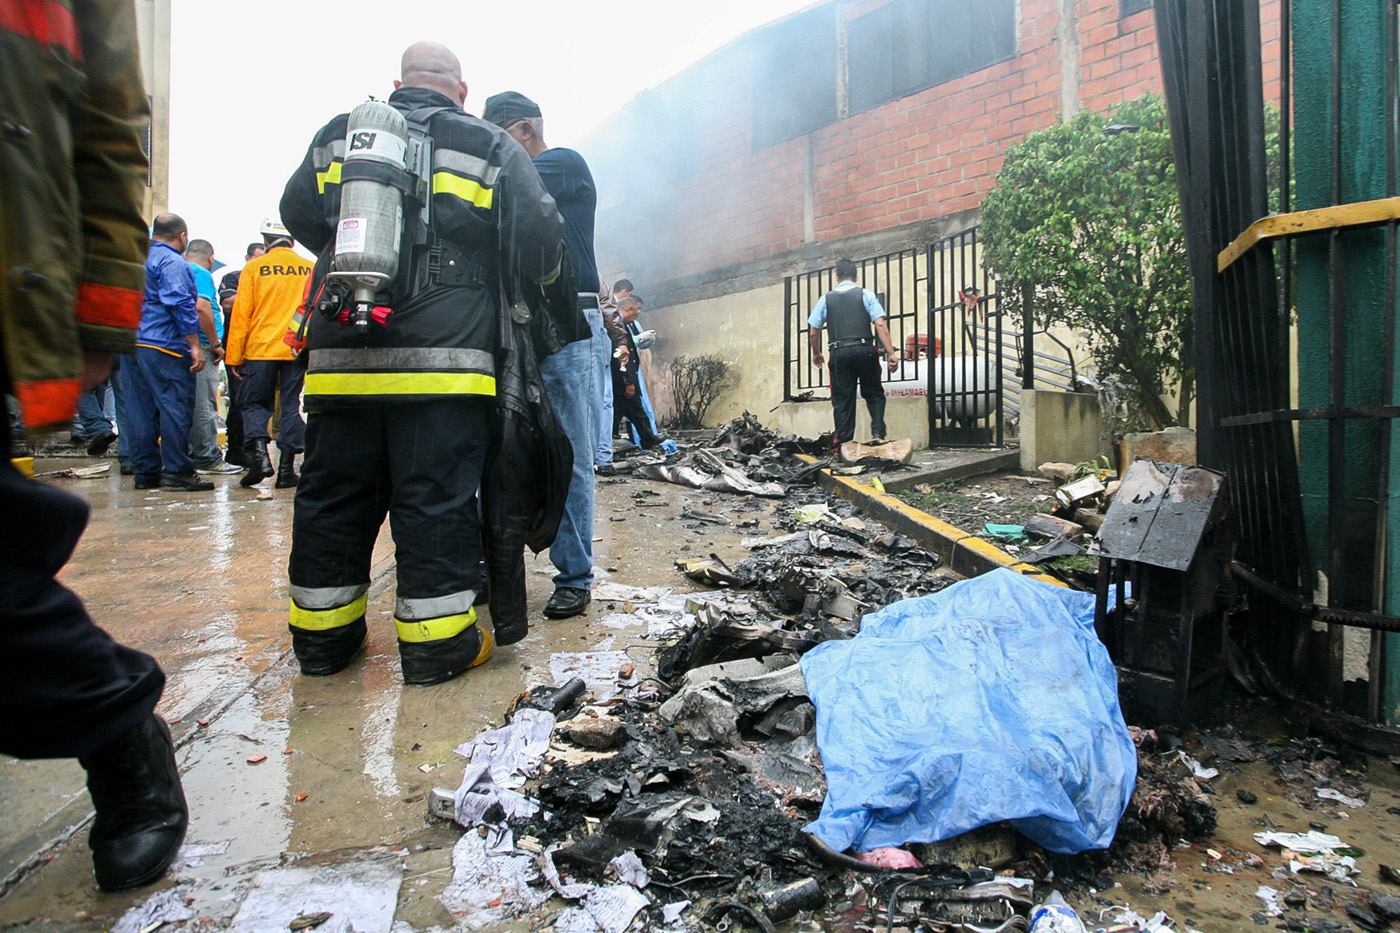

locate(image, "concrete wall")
[[1018, 389, 1106, 470], [134, 0, 171, 220]]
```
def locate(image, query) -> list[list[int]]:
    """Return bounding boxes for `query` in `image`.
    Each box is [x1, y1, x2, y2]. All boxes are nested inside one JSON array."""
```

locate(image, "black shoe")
[[133, 474, 160, 489], [274, 451, 299, 489], [78, 714, 188, 892], [240, 439, 273, 487], [160, 473, 214, 491], [400, 623, 494, 686], [292, 617, 368, 676], [119, 462, 135, 476], [86, 430, 117, 457], [543, 587, 591, 619], [224, 444, 247, 468]]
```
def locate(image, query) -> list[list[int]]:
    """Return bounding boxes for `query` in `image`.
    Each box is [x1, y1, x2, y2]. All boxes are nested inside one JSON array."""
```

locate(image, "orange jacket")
[[226, 246, 312, 364]]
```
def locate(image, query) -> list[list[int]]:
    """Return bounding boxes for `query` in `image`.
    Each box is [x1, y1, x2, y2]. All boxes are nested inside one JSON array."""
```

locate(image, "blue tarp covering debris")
[[801, 568, 1137, 854]]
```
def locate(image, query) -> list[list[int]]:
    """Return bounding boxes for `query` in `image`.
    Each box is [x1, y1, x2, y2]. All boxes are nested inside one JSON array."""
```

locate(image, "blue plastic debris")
[[800, 568, 1137, 855]]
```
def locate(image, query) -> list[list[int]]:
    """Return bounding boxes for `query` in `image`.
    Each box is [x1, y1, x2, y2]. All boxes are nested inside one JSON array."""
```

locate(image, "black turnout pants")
[[0, 427, 164, 759], [288, 399, 490, 639], [829, 344, 887, 444]]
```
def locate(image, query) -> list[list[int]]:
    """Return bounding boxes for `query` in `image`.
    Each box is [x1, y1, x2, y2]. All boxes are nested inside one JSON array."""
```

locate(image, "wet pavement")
[[0, 457, 787, 929]]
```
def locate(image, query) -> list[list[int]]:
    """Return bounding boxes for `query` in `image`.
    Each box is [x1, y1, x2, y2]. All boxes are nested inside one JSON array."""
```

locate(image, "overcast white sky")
[[168, 0, 812, 267]]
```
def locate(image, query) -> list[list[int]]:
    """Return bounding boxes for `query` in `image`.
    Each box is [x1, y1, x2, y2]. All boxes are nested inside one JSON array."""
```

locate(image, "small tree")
[[981, 94, 1192, 429], [668, 354, 732, 429]]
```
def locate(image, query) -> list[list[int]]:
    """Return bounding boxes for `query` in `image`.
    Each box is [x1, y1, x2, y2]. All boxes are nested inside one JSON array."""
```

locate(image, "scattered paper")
[[549, 651, 632, 688], [169, 841, 229, 870], [1178, 751, 1219, 781], [1253, 830, 1346, 853], [555, 885, 650, 933], [1317, 787, 1366, 808], [594, 583, 672, 603], [1255, 886, 1283, 917], [662, 901, 691, 925], [453, 708, 555, 789], [609, 851, 649, 889], [229, 861, 401, 933], [439, 831, 548, 930], [113, 888, 193, 933], [1290, 853, 1359, 884]]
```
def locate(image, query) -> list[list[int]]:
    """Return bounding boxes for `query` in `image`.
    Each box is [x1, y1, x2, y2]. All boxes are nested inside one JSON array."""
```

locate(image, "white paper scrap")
[[1253, 830, 1346, 853], [1317, 787, 1366, 808], [112, 889, 194, 933]]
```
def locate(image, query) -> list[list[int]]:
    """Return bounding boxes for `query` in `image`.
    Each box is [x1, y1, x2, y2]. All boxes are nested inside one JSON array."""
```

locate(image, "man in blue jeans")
[[124, 214, 213, 492], [487, 91, 603, 620]]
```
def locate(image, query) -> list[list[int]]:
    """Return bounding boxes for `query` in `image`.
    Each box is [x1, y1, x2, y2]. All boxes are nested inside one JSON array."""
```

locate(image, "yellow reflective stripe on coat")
[[304, 371, 497, 397], [432, 171, 493, 208], [289, 593, 368, 631], [316, 161, 343, 193], [395, 609, 476, 643]]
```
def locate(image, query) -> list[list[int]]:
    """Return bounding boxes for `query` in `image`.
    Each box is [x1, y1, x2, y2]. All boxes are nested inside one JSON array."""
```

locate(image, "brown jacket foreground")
[[0, 0, 152, 427]]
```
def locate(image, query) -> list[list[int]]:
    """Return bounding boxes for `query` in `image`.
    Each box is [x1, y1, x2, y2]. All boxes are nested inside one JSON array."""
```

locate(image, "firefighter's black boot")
[[291, 617, 367, 676], [400, 623, 494, 686], [274, 451, 299, 489], [78, 714, 189, 892], [240, 439, 273, 487]]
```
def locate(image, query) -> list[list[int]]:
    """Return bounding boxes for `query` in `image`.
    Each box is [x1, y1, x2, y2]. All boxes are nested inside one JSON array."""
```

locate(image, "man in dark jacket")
[[0, 0, 188, 892], [279, 41, 564, 685], [611, 297, 662, 449]]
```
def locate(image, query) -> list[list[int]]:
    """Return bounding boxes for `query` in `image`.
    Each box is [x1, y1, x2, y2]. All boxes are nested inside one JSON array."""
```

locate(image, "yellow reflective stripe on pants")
[[431, 171, 493, 208], [303, 371, 497, 397], [290, 592, 368, 631], [316, 161, 343, 193], [394, 609, 476, 643]]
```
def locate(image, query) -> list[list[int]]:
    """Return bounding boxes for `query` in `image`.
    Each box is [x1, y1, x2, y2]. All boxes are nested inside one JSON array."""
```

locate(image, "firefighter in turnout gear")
[[808, 259, 899, 446], [279, 41, 564, 685]]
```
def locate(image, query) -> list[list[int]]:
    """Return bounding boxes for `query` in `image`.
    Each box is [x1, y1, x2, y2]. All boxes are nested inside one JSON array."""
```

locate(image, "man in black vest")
[[808, 259, 898, 445]]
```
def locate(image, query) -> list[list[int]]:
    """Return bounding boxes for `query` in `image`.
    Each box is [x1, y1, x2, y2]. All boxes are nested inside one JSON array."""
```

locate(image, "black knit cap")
[[483, 91, 542, 127]]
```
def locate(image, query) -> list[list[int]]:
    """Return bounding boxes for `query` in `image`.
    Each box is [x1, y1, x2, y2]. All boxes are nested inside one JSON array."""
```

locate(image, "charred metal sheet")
[[1095, 459, 1225, 571]]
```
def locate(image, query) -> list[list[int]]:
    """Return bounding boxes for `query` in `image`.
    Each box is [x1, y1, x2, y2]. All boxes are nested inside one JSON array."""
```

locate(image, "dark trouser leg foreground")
[[0, 443, 186, 891]]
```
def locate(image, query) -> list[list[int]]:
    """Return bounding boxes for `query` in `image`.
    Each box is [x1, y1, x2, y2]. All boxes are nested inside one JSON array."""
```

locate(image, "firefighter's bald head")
[[397, 41, 467, 105]]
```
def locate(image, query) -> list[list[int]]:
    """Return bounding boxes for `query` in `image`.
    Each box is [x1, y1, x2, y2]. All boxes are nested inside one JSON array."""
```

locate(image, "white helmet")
[[259, 218, 291, 239]]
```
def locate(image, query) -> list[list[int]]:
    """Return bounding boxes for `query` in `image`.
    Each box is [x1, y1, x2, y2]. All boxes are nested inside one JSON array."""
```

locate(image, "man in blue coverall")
[[123, 214, 212, 491]]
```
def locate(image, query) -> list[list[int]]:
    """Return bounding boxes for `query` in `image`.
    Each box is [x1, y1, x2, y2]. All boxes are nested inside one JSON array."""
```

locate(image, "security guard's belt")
[[828, 337, 874, 350]]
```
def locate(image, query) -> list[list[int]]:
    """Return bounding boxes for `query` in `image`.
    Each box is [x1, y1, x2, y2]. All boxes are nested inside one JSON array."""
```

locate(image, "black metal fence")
[[1157, 0, 1400, 740], [782, 229, 1004, 448], [926, 227, 1003, 447], [783, 247, 929, 400]]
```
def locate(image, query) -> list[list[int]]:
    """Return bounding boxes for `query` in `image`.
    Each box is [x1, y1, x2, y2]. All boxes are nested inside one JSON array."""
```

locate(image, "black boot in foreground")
[[241, 439, 274, 487], [274, 451, 299, 489], [78, 714, 189, 892]]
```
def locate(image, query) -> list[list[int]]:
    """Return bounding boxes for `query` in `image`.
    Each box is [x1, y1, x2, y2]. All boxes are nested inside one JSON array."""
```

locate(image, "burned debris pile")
[[613, 413, 905, 497]]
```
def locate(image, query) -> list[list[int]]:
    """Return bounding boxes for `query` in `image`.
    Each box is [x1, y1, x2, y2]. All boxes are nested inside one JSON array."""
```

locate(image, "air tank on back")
[[330, 99, 408, 333]]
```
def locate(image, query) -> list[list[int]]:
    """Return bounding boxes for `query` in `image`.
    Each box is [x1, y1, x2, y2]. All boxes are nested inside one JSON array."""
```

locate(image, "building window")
[[752, 5, 839, 149], [847, 0, 1017, 116], [1121, 0, 1152, 16]]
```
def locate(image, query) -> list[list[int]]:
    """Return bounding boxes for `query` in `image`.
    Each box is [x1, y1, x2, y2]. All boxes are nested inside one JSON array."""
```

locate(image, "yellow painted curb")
[[796, 454, 1067, 587], [10, 457, 34, 478]]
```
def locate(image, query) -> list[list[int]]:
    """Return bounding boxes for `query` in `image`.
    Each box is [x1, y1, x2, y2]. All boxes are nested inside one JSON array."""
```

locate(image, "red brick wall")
[[594, 0, 1282, 289]]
